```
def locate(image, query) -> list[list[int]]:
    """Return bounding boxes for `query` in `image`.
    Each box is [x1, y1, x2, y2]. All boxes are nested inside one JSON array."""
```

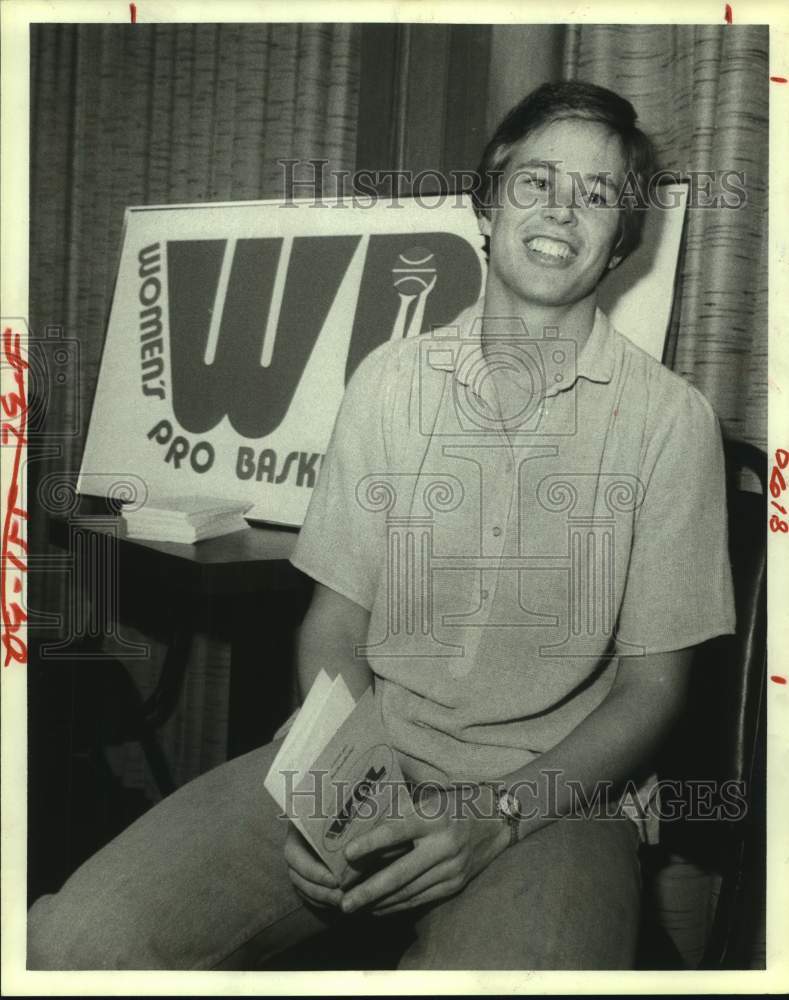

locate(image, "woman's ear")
[[607, 223, 626, 271]]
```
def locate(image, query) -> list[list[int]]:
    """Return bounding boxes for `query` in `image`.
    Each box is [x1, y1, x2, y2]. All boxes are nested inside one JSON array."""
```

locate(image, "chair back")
[[655, 438, 767, 967]]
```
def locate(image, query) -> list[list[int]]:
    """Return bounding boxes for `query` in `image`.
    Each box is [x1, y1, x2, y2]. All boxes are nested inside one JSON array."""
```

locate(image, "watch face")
[[499, 791, 520, 820], [498, 792, 514, 819]]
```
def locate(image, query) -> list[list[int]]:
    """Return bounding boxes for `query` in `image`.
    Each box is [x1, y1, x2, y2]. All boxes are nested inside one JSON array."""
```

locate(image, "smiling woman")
[[477, 110, 650, 337], [473, 81, 656, 260]]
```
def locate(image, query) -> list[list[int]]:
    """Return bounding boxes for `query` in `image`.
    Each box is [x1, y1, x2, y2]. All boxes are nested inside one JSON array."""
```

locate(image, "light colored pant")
[[27, 738, 641, 970]]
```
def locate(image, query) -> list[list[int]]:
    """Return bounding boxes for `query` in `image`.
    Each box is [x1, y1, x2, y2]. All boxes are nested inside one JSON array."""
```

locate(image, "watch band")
[[496, 789, 522, 847]]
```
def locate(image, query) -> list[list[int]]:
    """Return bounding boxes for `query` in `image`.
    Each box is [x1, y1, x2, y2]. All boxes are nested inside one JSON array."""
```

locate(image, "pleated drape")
[[564, 24, 768, 449], [30, 23, 360, 797]]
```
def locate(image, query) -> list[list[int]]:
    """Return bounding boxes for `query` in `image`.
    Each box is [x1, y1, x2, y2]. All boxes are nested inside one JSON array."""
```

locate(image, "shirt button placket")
[[483, 448, 514, 621]]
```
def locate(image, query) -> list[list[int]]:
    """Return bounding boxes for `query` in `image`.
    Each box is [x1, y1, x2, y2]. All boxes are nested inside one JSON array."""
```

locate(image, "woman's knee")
[[27, 875, 158, 970], [25, 738, 295, 970]]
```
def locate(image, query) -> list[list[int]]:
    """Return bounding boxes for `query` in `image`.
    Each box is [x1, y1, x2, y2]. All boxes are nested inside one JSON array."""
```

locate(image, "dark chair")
[[638, 438, 767, 969]]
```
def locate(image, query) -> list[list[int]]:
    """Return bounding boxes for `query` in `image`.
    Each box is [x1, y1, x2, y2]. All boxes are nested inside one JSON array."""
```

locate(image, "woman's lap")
[[28, 740, 641, 971]]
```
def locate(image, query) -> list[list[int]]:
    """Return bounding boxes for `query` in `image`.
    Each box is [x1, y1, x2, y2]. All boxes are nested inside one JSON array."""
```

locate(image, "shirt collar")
[[427, 299, 615, 396]]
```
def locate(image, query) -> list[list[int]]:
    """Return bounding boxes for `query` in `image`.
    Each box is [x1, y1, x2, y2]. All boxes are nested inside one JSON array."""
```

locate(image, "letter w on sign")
[[166, 233, 482, 440], [168, 236, 361, 439]]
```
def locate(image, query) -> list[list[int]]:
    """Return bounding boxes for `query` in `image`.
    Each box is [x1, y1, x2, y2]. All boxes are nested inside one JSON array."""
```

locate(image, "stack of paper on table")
[[121, 495, 252, 543], [265, 670, 414, 883]]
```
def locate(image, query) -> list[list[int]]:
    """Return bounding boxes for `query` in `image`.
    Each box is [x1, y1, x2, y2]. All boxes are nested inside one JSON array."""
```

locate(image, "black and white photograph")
[[1, 0, 787, 992]]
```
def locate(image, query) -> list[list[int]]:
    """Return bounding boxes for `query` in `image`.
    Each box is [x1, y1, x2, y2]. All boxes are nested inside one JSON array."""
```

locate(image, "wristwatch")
[[495, 788, 522, 847]]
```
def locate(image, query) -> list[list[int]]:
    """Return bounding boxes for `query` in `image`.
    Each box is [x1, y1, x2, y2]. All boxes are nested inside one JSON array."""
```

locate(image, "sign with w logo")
[[80, 197, 486, 525]]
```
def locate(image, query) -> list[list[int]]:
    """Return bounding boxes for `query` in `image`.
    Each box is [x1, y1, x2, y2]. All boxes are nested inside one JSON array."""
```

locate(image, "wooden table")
[[46, 508, 313, 760]]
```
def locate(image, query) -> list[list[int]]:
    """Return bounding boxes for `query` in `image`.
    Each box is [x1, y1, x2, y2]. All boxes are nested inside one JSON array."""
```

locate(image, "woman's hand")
[[340, 784, 510, 915], [283, 826, 342, 909]]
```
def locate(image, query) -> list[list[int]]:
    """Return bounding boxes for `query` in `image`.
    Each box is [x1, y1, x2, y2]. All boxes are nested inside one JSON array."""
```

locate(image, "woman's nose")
[[542, 191, 577, 225]]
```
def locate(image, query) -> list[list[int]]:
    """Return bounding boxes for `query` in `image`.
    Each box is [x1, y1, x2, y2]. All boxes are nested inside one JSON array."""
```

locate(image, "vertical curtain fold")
[[564, 24, 767, 449], [30, 23, 360, 792]]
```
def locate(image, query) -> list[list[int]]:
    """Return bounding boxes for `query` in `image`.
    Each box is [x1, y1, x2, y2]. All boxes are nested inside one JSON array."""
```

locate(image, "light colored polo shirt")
[[291, 301, 736, 826]]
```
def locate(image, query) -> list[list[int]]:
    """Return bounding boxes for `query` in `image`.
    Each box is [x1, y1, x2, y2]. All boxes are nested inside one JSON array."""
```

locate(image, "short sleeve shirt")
[[292, 302, 736, 802]]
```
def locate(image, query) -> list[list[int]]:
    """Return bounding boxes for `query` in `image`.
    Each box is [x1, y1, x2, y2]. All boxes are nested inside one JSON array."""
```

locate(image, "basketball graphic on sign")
[[393, 247, 437, 295], [391, 247, 438, 341]]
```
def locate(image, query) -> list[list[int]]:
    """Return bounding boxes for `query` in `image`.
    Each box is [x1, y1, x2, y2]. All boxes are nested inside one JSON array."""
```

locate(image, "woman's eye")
[[521, 173, 548, 190], [588, 190, 607, 207]]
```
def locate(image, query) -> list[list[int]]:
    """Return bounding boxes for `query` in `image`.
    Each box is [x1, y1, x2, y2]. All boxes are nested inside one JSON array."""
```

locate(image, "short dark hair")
[[472, 80, 658, 263]]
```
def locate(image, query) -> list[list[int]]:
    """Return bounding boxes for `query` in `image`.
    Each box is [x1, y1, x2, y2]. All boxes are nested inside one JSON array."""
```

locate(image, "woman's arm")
[[295, 582, 373, 703], [339, 646, 694, 914]]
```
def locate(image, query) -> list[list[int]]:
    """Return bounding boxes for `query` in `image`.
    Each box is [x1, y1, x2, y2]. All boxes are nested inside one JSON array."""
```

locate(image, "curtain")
[[563, 26, 767, 969], [29, 23, 360, 796], [564, 25, 768, 449]]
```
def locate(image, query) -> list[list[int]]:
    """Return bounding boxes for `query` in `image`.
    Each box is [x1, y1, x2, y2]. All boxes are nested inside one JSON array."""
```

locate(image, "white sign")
[[599, 182, 688, 360]]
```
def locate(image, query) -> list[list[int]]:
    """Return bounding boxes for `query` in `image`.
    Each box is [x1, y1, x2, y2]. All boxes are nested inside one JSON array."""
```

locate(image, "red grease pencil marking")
[[771, 676, 787, 685], [769, 448, 789, 534], [724, 4, 733, 22], [130, 3, 137, 23], [770, 76, 788, 83], [1, 327, 29, 667]]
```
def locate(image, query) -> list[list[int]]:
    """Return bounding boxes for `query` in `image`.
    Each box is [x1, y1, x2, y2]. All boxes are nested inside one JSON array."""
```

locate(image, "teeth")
[[526, 237, 573, 259]]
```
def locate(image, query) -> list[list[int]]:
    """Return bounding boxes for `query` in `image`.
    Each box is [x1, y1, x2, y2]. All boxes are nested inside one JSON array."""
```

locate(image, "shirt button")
[[491, 526, 502, 537]]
